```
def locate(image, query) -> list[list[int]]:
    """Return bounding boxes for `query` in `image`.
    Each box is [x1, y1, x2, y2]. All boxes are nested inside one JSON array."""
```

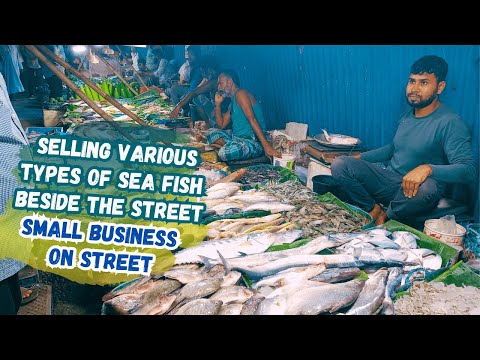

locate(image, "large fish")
[[380, 267, 403, 315], [255, 295, 289, 315], [346, 268, 388, 315], [202, 232, 357, 269], [174, 230, 303, 265], [285, 279, 366, 315], [103, 293, 143, 315], [169, 277, 223, 311], [220, 253, 363, 280], [219, 303, 244, 315], [253, 264, 326, 289], [391, 231, 419, 249]]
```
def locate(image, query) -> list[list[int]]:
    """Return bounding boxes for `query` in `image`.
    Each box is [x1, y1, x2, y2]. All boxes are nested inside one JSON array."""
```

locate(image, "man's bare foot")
[[374, 210, 388, 226]]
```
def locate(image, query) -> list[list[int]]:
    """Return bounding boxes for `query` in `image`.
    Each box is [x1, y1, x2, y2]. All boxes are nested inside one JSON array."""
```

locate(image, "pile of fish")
[[102, 228, 444, 315], [261, 180, 370, 236], [237, 167, 284, 185]]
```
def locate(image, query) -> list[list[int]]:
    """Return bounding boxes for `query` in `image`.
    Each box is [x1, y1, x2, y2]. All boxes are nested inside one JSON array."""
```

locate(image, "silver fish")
[[174, 230, 303, 265], [219, 303, 244, 315], [265, 280, 326, 299], [243, 202, 296, 213], [240, 294, 265, 315], [207, 183, 242, 193], [381, 267, 403, 315], [286, 279, 366, 315], [346, 268, 388, 315], [203, 233, 357, 269], [253, 264, 326, 289], [209, 286, 254, 305], [173, 299, 223, 315], [392, 231, 419, 249], [255, 295, 289, 315], [365, 236, 401, 249], [368, 229, 392, 237], [310, 267, 361, 283], [220, 253, 363, 280], [423, 254, 442, 270], [129, 279, 182, 315]]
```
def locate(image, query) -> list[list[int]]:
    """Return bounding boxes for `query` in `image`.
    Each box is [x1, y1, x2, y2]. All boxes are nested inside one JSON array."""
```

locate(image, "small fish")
[[392, 231, 419, 249], [173, 299, 223, 315], [219, 303, 244, 315], [129, 279, 182, 315], [240, 294, 265, 315], [310, 267, 361, 283], [170, 277, 223, 310], [209, 286, 254, 305], [243, 202, 296, 213]]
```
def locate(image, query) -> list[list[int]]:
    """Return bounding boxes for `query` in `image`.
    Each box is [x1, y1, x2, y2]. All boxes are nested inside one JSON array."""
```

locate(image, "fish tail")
[[216, 250, 232, 275], [198, 255, 216, 272]]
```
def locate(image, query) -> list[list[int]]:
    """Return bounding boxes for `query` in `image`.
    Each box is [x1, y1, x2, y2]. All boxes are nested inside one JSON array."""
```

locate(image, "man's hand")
[[264, 144, 282, 160], [402, 164, 432, 198], [169, 105, 181, 119], [215, 92, 225, 105]]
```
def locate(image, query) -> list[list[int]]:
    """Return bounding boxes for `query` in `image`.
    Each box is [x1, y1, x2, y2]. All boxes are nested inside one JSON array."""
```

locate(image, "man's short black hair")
[[410, 55, 448, 82], [219, 69, 240, 86]]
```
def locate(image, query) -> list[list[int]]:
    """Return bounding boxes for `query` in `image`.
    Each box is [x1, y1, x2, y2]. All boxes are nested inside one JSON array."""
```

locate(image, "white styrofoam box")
[[306, 157, 331, 190]]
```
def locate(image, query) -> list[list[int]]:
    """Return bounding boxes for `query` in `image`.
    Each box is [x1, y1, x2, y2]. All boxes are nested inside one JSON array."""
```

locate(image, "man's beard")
[[406, 92, 437, 109]]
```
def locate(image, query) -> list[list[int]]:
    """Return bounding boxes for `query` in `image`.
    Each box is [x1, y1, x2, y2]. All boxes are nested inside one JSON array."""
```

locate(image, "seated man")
[[206, 69, 281, 162], [331, 55, 476, 226]]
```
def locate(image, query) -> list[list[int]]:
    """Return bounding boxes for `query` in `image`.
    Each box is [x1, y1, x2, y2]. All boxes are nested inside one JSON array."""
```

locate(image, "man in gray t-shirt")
[[331, 55, 476, 226]]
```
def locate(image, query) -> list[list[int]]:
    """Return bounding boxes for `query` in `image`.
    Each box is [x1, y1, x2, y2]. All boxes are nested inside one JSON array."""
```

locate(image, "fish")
[[144, 294, 177, 315], [220, 253, 363, 280], [228, 194, 279, 203], [104, 293, 143, 315], [367, 229, 392, 237], [164, 267, 209, 284], [219, 303, 244, 315], [253, 264, 326, 289], [202, 232, 359, 270], [265, 280, 326, 299], [422, 254, 442, 270], [240, 294, 265, 315], [102, 276, 154, 302], [309, 267, 361, 283], [173, 299, 223, 315], [346, 268, 388, 315], [365, 236, 401, 249], [209, 286, 254, 305], [339, 247, 416, 267], [255, 295, 289, 315], [209, 201, 247, 214], [129, 279, 182, 315], [169, 277, 223, 310], [391, 231, 419, 249], [285, 279, 366, 315], [174, 230, 303, 265], [201, 187, 240, 201], [221, 271, 242, 287], [207, 183, 242, 193], [380, 267, 403, 315], [243, 202, 296, 213]]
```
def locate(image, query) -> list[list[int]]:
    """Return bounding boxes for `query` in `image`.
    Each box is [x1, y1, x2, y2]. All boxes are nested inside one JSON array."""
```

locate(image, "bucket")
[[273, 154, 295, 170], [423, 219, 467, 247]]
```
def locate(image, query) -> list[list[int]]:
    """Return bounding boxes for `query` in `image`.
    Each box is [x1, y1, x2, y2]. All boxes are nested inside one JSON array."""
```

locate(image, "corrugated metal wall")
[[173, 44, 480, 219]]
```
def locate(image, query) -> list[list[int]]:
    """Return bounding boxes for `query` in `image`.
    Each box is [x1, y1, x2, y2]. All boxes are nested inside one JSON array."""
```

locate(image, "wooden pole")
[[94, 49, 138, 96], [115, 45, 149, 90], [37, 45, 147, 126], [25, 45, 136, 142]]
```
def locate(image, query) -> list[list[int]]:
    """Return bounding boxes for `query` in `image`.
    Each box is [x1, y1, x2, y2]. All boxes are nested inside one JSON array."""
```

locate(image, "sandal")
[[21, 287, 39, 306]]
